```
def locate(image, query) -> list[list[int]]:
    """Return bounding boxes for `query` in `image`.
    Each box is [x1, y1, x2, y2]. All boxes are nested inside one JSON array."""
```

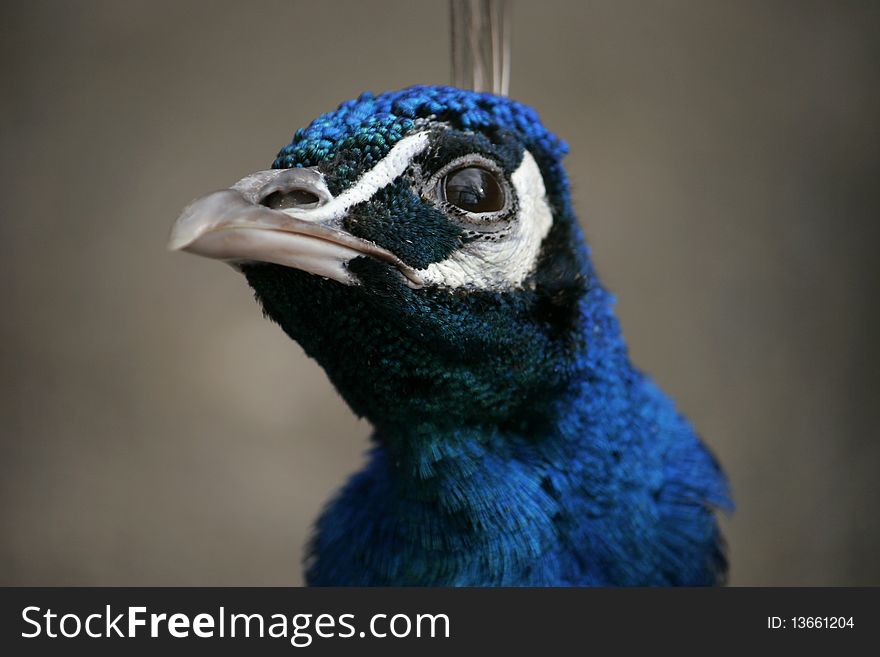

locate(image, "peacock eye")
[[441, 166, 505, 214]]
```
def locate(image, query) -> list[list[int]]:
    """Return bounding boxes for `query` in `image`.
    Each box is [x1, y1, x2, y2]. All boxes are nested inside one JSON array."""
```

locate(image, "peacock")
[[170, 86, 731, 585]]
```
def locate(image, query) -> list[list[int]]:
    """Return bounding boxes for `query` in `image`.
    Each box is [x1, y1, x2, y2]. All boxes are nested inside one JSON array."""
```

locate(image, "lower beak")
[[168, 168, 423, 287]]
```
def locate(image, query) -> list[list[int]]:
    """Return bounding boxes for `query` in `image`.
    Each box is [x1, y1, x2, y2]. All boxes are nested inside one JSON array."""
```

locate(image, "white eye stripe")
[[417, 150, 553, 290], [280, 131, 431, 224], [281, 130, 552, 291]]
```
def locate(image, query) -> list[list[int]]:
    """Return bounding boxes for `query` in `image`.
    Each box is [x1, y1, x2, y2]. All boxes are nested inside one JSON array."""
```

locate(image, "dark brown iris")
[[443, 166, 504, 213]]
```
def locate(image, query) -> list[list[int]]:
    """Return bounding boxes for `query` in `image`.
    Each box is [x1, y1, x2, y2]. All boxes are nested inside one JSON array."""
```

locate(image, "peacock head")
[[170, 86, 596, 432]]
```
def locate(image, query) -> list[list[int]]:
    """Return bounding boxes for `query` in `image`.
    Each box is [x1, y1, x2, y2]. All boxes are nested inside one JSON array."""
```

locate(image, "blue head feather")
[[238, 85, 732, 586]]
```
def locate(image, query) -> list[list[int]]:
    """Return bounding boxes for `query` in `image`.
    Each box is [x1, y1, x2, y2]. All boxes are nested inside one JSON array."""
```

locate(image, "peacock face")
[[172, 121, 555, 292], [170, 87, 589, 427]]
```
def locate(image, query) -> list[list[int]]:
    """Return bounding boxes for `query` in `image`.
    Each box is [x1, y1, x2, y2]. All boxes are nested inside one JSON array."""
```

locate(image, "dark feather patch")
[[344, 181, 462, 269]]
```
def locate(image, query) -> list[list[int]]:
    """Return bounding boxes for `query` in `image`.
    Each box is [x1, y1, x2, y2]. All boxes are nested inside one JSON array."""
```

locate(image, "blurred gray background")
[[2, 0, 878, 585]]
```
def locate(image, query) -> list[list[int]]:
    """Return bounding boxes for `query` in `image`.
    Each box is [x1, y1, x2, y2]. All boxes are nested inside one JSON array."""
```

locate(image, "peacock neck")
[[306, 277, 651, 585], [353, 361, 632, 585]]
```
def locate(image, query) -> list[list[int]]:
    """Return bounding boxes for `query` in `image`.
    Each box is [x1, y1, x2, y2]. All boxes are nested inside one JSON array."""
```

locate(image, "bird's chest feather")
[[303, 393, 718, 587]]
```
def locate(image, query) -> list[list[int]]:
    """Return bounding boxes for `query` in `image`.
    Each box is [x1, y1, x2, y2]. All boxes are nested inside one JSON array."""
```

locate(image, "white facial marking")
[[279, 131, 430, 224], [235, 131, 552, 291], [418, 150, 553, 290]]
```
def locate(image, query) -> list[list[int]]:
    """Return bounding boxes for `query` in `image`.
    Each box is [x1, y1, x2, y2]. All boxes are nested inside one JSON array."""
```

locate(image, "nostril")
[[260, 188, 321, 210]]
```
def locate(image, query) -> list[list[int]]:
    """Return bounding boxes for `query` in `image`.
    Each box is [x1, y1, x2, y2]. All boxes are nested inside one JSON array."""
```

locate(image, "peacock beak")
[[169, 167, 423, 287]]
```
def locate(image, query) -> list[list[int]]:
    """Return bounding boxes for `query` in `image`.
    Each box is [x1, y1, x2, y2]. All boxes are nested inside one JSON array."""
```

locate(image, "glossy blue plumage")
[[242, 86, 731, 586]]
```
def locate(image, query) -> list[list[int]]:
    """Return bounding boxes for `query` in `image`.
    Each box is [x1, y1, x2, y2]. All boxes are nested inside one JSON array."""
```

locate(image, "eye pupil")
[[443, 166, 504, 213]]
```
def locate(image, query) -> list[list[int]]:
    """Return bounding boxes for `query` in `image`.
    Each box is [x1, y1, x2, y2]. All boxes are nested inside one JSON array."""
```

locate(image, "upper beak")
[[168, 167, 423, 287]]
